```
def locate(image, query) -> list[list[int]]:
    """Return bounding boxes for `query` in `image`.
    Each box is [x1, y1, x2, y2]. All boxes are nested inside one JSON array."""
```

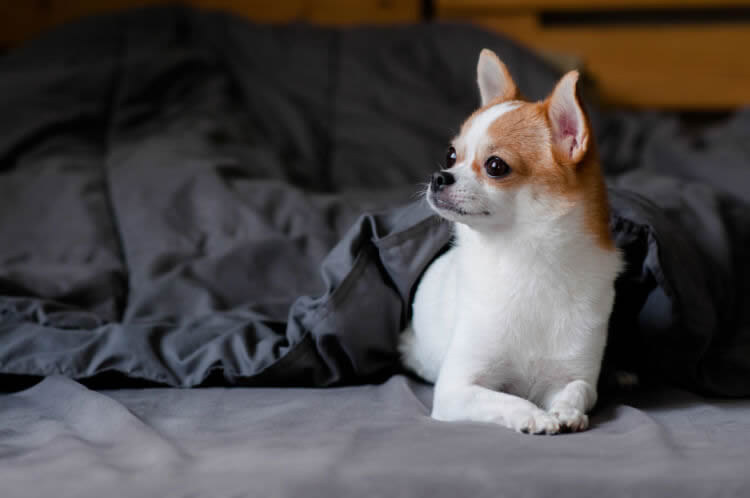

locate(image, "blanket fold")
[[1, 6, 749, 396]]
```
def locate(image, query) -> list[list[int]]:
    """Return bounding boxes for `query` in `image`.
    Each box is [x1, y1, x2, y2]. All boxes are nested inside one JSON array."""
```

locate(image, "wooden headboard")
[[3, 0, 750, 109], [437, 0, 750, 109]]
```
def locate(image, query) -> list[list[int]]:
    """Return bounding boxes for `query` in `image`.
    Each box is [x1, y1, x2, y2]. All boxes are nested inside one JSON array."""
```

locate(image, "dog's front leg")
[[432, 355, 561, 434], [542, 379, 597, 432]]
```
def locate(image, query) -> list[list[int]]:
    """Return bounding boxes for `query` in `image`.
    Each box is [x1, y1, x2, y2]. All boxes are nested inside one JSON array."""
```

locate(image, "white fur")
[[399, 104, 622, 435], [477, 49, 514, 106]]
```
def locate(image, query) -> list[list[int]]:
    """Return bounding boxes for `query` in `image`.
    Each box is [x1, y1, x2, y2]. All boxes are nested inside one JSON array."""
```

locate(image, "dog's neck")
[[451, 203, 607, 276]]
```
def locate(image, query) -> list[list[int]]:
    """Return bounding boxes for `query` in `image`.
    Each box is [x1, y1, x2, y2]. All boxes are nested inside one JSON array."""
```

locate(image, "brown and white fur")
[[399, 49, 622, 434]]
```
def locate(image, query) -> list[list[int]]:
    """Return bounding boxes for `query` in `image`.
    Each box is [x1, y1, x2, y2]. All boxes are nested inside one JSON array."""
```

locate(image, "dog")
[[399, 49, 622, 434]]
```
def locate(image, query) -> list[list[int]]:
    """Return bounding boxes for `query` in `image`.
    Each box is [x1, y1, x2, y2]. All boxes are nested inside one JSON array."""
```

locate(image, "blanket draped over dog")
[[1, 6, 749, 395]]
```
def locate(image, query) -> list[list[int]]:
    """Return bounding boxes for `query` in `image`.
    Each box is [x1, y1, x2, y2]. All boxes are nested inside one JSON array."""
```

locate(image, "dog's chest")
[[459, 280, 587, 359], [457, 246, 591, 340], [453, 247, 601, 386], [459, 293, 589, 400]]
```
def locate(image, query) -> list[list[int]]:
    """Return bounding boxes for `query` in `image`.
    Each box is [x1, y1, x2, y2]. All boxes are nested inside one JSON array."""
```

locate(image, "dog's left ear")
[[546, 71, 589, 166], [477, 49, 518, 106]]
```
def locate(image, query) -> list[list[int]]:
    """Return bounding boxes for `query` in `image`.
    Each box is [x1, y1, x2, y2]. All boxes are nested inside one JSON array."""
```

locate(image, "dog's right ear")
[[477, 49, 518, 106]]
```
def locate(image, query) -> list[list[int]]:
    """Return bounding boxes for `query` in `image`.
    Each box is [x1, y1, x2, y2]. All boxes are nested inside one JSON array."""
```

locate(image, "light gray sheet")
[[1, 376, 748, 498]]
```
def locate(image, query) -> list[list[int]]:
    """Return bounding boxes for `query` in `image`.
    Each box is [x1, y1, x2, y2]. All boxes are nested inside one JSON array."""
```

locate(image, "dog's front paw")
[[510, 409, 561, 435], [552, 406, 589, 433]]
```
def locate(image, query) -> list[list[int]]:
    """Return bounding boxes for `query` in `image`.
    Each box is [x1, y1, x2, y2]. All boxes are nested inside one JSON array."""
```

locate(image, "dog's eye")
[[485, 156, 511, 178], [446, 146, 457, 168]]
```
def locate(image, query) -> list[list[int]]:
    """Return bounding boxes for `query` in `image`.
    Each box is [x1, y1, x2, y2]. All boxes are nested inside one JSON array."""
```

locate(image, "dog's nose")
[[430, 171, 455, 192]]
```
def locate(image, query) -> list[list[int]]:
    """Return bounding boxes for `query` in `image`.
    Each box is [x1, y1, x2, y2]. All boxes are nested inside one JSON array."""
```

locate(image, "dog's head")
[[427, 49, 611, 247]]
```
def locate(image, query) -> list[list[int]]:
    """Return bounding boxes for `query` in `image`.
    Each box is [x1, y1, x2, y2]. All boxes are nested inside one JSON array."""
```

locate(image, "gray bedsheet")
[[2, 376, 748, 498]]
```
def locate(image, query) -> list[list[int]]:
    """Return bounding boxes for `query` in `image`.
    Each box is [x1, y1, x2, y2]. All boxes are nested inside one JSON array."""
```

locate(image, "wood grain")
[[438, 0, 750, 12], [436, 1, 750, 109]]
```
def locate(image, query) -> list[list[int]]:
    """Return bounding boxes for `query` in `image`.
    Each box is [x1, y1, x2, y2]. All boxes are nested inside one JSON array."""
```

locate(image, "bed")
[[2, 5, 750, 497]]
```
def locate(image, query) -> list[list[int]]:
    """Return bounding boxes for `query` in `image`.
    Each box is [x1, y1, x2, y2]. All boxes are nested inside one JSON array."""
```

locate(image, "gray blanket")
[[2, 6, 750, 396], [2, 376, 749, 498]]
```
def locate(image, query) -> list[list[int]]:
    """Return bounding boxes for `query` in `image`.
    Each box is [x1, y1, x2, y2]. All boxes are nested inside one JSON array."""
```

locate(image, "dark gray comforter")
[[1, 6, 749, 396]]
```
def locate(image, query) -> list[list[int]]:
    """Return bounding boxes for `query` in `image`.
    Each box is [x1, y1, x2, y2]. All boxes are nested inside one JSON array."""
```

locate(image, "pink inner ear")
[[559, 112, 578, 139], [555, 108, 580, 158]]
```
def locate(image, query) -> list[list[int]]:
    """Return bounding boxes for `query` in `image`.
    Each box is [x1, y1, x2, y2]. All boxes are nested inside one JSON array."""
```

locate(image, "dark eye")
[[446, 146, 457, 168], [484, 156, 511, 178]]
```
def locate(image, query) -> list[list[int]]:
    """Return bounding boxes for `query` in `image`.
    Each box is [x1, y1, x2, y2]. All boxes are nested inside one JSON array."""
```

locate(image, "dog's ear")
[[546, 71, 590, 166], [477, 49, 518, 106]]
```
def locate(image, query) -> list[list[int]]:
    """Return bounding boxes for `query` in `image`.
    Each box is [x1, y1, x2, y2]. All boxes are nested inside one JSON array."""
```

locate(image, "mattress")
[[2, 375, 750, 498]]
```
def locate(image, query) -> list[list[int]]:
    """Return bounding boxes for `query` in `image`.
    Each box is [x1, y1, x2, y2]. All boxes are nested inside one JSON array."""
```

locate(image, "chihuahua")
[[400, 49, 622, 434]]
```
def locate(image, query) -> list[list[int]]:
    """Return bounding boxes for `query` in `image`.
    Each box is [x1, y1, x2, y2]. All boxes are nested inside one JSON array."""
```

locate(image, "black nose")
[[430, 171, 455, 192]]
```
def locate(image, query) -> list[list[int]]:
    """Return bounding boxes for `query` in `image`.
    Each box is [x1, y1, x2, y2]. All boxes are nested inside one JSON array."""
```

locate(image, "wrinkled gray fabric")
[[0, 6, 561, 390], [2, 376, 749, 498], [3, 8, 750, 498], [1, 6, 750, 397]]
